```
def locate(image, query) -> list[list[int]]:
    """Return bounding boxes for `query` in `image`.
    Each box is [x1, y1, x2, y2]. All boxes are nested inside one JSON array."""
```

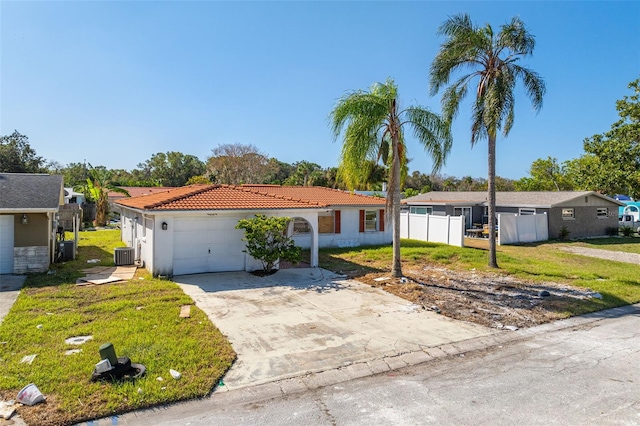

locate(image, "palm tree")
[[430, 14, 545, 268], [76, 164, 129, 226], [330, 78, 452, 277]]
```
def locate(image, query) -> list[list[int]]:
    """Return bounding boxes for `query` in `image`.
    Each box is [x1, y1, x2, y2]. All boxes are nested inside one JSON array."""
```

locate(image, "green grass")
[[0, 230, 235, 426], [320, 237, 640, 316]]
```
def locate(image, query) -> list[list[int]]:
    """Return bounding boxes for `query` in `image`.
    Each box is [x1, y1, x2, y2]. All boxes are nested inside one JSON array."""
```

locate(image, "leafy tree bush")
[[235, 215, 301, 273], [0, 131, 45, 173]]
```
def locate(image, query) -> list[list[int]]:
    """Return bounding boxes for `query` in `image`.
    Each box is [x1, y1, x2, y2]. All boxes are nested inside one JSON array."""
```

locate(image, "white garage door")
[[0, 215, 14, 274], [173, 216, 246, 275]]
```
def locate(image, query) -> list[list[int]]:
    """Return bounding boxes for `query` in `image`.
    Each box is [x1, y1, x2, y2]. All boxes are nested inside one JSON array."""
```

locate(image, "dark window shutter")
[[335, 210, 341, 234], [379, 209, 385, 232], [359, 210, 365, 233]]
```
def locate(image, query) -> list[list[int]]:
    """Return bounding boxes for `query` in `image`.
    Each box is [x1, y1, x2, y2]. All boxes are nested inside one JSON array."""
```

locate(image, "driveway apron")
[[0, 275, 27, 323], [175, 268, 494, 390]]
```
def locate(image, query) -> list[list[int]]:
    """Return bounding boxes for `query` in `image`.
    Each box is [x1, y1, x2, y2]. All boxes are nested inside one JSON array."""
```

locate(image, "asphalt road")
[[115, 304, 640, 426]]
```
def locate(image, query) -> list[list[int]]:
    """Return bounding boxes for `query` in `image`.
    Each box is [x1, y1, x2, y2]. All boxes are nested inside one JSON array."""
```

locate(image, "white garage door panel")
[[0, 216, 14, 274], [173, 257, 208, 276], [173, 216, 246, 275]]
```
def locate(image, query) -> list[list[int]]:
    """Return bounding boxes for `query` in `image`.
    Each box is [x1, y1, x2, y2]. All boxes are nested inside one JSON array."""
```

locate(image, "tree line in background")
[[0, 83, 637, 199]]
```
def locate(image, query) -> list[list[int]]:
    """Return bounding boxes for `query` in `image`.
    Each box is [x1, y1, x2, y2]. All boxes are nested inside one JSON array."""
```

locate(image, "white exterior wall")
[[292, 208, 392, 249], [152, 216, 173, 276], [118, 207, 320, 276]]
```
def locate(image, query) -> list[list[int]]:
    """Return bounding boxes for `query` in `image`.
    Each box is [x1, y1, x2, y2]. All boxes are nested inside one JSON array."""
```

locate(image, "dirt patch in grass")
[[357, 266, 602, 329], [320, 238, 640, 330]]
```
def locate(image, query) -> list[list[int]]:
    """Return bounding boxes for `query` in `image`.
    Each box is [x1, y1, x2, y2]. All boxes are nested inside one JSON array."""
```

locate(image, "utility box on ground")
[[62, 240, 75, 261], [114, 247, 135, 266]]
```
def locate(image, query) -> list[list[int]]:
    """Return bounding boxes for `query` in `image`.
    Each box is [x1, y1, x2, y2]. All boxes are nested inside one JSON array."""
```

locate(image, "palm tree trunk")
[[487, 134, 499, 268], [391, 133, 402, 278]]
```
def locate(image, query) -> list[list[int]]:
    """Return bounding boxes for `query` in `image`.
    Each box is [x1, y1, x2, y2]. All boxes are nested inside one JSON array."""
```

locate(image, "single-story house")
[[403, 191, 625, 240], [0, 173, 65, 274], [115, 184, 390, 277]]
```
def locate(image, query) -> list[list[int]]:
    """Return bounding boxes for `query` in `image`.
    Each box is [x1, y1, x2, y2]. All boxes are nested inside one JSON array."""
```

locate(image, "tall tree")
[[207, 143, 270, 185], [330, 78, 452, 278], [0, 131, 46, 173], [284, 161, 324, 186], [405, 170, 433, 193], [430, 14, 545, 268], [76, 164, 129, 226], [515, 157, 574, 191], [137, 151, 205, 187], [263, 158, 295, 185]]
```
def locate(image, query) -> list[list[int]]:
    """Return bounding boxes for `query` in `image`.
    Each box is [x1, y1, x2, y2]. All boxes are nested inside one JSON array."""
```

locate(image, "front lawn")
[[0, 230, 235, 426]]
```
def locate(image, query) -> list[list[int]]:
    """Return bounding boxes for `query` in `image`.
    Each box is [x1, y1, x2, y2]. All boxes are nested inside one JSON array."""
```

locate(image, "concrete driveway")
[[174, 268, 494, 390], [0, 275, 26, 324]]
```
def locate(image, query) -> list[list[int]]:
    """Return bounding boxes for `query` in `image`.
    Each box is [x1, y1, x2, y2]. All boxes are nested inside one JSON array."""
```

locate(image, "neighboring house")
[[0, 173, 64, 274], [403, 191, 625, 240], [64, 187, 86, 205], [115, 184, 390, 277]]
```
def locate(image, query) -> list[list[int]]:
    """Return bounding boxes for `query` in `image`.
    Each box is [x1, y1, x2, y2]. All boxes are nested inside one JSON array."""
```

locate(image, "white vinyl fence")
[[400, 212, 465, 247], [498, 213, 548, 245]]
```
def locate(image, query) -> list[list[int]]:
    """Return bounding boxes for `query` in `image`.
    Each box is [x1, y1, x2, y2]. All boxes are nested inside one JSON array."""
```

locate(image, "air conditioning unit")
[[114, 247, 135, 266]]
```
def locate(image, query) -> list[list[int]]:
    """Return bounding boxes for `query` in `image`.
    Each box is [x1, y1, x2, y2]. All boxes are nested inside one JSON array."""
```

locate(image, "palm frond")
[[404, 107, 452, 173], [512, 64, 546, 112]]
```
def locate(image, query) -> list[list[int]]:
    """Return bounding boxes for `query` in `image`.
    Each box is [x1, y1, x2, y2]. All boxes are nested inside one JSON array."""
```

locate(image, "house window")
[[519, 208, 536, 215], [293, 218, 311, 234], [318, 211, 335, 234], [454, 207, 472, 229], [410, 206, 432, 215], [365, 210, 377, 231], [596, 207, 608, 218], [360, 209, 384, 232], [562, 208, 575, 220]]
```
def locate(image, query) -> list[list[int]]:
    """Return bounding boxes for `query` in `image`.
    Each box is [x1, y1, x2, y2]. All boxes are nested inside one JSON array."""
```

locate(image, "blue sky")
[[1, 1, 638, 180]]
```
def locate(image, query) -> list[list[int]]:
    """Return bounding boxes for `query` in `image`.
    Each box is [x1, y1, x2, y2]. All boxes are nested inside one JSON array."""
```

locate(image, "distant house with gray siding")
[[402, 191, 625, 240]]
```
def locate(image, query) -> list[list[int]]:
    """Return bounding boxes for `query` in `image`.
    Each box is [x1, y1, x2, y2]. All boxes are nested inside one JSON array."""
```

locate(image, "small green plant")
[[236, 214, 301, 273], [620, 226, 634, 237], [558, 226, 571, 240]]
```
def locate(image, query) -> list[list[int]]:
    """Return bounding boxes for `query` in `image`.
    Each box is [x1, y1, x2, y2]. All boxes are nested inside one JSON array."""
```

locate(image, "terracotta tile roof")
[[108, 187, 175, 198], [114, 184, 329, 211], [240, 185, 386, 207]]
